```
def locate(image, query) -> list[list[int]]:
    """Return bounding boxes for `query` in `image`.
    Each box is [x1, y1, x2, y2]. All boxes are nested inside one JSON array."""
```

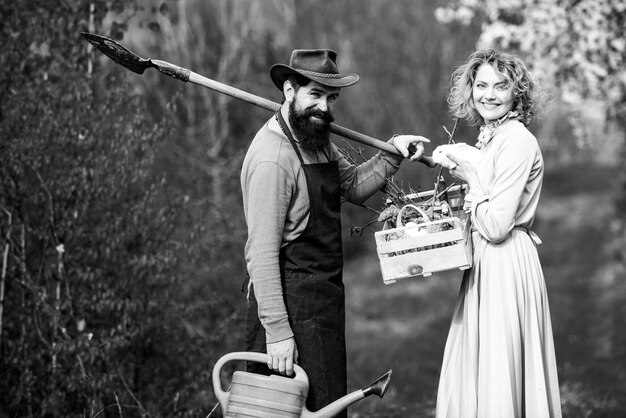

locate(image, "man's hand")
[[391, 135, 431, 161], [266, 338, 299, 376]]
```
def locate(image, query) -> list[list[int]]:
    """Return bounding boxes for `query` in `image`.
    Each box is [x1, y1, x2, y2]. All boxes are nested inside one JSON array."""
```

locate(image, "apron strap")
[[276, 111, 306, 166]]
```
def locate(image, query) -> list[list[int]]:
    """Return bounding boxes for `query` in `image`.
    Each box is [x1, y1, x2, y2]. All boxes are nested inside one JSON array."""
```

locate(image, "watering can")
[[212, 351, 392, 418]]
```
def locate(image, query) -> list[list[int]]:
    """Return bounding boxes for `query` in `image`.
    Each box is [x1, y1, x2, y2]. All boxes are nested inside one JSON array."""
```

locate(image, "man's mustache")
[[303, 107, 334, 123]]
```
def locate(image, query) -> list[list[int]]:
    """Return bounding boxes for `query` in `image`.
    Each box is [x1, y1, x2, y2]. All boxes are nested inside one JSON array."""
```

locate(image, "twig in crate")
[[432, 119, 459, 213]]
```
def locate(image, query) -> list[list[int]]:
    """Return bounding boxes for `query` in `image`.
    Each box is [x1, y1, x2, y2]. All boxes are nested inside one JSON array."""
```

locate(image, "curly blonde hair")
[[448, 49, 545, 126]]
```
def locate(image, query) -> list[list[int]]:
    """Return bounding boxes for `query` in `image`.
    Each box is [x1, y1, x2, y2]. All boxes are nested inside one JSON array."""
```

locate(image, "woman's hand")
[[446, 152, 478, 187], [391, 135, 431, 161]]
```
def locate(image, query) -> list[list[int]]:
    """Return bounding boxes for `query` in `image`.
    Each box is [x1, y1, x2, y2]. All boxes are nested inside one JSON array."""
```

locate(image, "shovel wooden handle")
[[82, 31, 434, 167], [153, 61, 435, 166]]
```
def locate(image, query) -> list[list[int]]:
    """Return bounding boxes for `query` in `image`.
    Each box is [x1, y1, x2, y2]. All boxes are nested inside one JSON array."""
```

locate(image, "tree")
[[0, 1, 244, 415], [101, 0, 285, 201]]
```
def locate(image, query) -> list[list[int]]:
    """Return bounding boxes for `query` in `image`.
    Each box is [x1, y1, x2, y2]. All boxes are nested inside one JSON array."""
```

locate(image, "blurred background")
[[1, 0, 624, 417]]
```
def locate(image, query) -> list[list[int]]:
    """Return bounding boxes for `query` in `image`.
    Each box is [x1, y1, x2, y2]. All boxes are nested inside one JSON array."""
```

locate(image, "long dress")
[[435, 119, 562, 418]]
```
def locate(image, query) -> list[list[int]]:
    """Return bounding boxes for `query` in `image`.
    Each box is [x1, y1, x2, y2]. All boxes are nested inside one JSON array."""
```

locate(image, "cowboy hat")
[[270, 49, 359, 90]]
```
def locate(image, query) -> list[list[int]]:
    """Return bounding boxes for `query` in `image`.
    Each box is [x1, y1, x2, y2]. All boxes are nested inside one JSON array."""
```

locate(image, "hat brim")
[[270, 64, 359, 90]]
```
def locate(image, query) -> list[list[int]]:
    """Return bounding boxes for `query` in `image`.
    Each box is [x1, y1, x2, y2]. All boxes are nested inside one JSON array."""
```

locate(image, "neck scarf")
[[475, 111, 521, 149]]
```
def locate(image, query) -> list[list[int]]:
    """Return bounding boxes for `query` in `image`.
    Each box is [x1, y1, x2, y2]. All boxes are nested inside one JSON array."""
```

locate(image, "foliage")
[[0, 1, 244, 416], [102, 0, 284, 202]]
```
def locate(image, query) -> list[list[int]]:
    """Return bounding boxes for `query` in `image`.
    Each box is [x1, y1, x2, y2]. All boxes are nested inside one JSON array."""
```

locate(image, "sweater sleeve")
[[333, 140, 403, 204], [244, 160, 293, 343], [470, 132, 534, 243]]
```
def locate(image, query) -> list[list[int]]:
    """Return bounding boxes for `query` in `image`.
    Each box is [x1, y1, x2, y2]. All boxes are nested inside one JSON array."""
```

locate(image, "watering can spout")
[[362, 369, 393, 398], [301, 369, 392, 418]]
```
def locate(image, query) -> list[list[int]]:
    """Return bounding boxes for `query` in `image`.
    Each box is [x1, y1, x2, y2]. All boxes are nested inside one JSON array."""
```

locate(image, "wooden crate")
[[375, 217, 472, 284], [374, 194, 473, 285]]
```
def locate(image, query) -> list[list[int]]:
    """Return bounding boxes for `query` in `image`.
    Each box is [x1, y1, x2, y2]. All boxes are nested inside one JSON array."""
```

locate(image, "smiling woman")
[[434, 49, 561, 418]]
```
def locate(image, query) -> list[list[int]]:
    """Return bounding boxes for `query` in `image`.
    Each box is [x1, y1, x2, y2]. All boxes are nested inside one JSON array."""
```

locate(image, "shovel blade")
[[81, 32, 153, 74]]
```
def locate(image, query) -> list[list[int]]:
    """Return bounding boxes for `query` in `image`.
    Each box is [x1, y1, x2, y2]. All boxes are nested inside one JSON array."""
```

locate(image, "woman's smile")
[[481, 102, 501, 110]]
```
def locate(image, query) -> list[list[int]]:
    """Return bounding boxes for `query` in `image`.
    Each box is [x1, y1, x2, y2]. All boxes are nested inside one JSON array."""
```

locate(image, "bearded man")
[[240, 49, 429, 415]]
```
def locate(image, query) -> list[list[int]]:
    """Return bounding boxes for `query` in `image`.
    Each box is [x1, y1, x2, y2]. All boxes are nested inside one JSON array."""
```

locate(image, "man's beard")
[[288, 101, 334, 153]]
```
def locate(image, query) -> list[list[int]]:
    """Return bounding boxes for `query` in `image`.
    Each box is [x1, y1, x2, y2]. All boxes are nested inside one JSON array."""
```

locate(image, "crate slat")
[[379, 244, 472, 284]]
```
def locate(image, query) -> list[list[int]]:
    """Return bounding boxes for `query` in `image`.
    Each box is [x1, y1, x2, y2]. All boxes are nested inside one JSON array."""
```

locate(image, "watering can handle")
[[212, 351, 308, 407]]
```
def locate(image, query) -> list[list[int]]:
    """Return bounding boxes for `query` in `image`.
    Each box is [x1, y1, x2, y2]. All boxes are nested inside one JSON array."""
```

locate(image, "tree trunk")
[[0, 208, 11, 356]]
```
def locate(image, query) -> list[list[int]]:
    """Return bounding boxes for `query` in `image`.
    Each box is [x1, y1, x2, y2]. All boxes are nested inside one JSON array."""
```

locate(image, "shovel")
[[81, 32, 435, 167]]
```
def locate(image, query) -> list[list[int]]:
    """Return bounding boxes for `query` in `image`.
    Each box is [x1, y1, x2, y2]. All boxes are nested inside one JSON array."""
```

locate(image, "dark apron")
[[245, 112, 347, 415]]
